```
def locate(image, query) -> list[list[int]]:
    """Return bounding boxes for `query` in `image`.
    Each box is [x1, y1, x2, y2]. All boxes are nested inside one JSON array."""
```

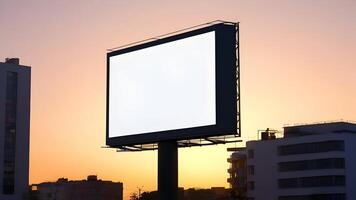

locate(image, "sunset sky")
[[1, 0, 356, 199]]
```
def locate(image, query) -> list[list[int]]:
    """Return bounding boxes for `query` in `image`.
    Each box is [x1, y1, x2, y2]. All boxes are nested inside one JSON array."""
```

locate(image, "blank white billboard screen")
[[109, 31, 216, 138]]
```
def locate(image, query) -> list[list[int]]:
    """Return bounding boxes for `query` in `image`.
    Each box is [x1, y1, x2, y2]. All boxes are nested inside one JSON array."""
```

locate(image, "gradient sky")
[[1, 0, 356, 199]]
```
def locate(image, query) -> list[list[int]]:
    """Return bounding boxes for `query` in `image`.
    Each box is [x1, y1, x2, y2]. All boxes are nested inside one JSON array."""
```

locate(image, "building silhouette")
[[0, 58, 31, 200], [29, 175, 123, 200], [139, 187, 229, 200], [228, 122, 356, 200], [227, 148, 247, 199]]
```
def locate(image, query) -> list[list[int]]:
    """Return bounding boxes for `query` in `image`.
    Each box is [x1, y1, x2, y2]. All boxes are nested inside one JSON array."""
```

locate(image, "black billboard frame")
[[106, 21, 241, 149]]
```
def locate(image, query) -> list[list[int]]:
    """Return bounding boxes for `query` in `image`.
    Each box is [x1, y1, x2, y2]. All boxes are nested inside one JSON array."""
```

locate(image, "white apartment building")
[[0, 58, 31, 200], [229, 122, 356, 200]]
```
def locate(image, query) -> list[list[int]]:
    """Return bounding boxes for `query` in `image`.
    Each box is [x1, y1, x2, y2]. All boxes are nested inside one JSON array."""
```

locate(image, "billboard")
[[107, 23, 238, 147]]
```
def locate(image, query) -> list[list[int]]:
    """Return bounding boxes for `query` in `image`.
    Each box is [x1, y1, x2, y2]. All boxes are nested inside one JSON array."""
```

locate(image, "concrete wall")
[[247, 138, 279, 199], [345, 134, 356, 200]]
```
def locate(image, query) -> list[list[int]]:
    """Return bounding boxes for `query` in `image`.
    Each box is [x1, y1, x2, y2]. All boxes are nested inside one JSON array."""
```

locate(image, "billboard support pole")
[[158, 141, 178, 200]]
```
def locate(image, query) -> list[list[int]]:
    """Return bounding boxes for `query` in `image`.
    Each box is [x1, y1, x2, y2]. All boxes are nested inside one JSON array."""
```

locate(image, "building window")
[[279, 193, 345, 200], [278, 140, 344, 156], [247, 181, 255, 190], [248, 149, 254, 159], [278, 176, 345, 189], [278, 178, 298, 189], [248, 165, 255, 175], [278, 158, 345, 172], [3, 72, 18, 195]]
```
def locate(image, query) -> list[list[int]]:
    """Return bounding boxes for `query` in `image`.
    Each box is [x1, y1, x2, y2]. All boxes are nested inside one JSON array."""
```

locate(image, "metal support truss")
[[107, 20, 237, 52], [235, 22, 241, 141], [116, 136, 242, 152]]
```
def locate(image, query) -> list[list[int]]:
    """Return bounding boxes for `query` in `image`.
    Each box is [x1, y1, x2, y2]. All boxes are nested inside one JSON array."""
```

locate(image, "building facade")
[[0, 58, 31, 200], [228, 122, 356, 200], [227, 149, 247, 199], [29, 175, 123, 200]]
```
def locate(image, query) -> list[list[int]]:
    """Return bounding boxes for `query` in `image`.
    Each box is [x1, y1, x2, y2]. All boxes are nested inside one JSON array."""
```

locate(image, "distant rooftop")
[[1, 58, 20, 65], [31, 175, 123, 187], [284, 121, 356, 138], [283, 120, 356, 128], [1, 58, 31, 69]]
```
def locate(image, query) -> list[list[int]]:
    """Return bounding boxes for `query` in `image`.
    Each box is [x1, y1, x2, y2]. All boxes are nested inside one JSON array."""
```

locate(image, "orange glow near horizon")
[[1, 1, 356, 199]]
